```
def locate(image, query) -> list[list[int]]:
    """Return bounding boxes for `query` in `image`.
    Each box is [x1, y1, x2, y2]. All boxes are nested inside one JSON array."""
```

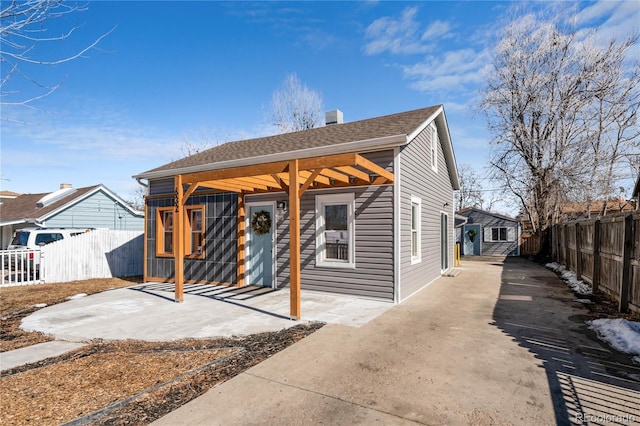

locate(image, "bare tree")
[[455, 163, 485, 211], [479, 10, 639, 232], [127, 184, 147, 211], [268, 73, 323, 133], [181, 128, 232, 157], [1, 0, 113, 107]]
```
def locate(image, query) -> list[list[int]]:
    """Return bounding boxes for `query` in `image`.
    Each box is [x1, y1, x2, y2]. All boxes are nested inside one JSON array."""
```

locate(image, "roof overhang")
[[134, 133, 407, 181], [176, 152, 394, 197], [407, 105, 460, 190]]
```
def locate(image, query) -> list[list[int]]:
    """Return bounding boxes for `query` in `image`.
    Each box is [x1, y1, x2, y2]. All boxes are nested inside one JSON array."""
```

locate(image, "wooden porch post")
[[237, 192, 245, 287], [174, 175, 185, 302], [289, 160, 301, 319]]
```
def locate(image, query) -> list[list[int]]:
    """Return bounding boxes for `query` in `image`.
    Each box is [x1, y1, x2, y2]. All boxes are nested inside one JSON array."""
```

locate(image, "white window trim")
[[486, 226, 514, 242], [410, 195, 421, 264], [430, 123, 438, 173], [315, 193, 356, 269]]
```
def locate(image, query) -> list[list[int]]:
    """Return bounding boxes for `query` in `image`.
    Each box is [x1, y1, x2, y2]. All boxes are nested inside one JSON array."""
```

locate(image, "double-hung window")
[[156, 207, 174, 256], [411, 195, 421, 264], [316, 193, 355, 268], [185, 205, 205, 258]]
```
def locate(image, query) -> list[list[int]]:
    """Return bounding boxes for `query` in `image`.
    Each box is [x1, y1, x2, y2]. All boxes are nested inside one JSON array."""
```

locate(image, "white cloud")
[[421, 20, 453, 41], [364, 7, 447, 55], [403, 48, 490, 94]]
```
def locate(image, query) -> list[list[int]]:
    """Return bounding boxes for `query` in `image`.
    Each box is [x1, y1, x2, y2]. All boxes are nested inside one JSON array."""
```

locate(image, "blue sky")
[[1, 1, 638, 213]]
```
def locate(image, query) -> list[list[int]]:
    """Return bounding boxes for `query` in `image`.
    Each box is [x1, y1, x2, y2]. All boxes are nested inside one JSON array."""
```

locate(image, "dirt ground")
[[0, 278, 323, 425]]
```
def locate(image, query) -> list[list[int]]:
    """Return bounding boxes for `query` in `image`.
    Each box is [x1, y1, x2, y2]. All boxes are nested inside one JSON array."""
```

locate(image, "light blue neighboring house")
[[0, 184, 144, 249]]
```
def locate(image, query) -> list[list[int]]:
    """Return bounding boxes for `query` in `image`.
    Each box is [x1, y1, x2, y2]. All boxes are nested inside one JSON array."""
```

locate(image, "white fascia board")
[[406, 105, 443, 142], [133, 134, 408, 181]]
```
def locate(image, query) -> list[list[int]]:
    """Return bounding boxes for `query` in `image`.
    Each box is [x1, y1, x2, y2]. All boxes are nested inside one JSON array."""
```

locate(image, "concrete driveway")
[[153, 258, 640, 425]]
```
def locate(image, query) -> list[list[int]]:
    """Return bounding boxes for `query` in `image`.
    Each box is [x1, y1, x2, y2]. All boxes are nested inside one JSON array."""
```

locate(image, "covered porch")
[[170, 152, 394, 319]]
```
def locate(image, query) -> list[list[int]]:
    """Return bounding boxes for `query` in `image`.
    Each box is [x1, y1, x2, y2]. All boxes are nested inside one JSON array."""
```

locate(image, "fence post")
[[619, 214, 633, 313], [564, 224, 570, 267], [575, 222, 582, 280], [592, 219, 600, 293]]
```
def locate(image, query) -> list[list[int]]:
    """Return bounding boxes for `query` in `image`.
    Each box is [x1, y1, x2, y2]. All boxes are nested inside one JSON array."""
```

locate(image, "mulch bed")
[[0, 278, 324, 425], [1, 323, 323, 426]]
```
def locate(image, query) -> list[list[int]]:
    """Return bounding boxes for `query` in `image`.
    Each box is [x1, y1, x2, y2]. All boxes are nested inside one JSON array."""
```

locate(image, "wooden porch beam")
[[174, 175, 185, 303], [271, 174, 289, 192], [298, 153, 358, 170], [299, 169, 321, 197], [355, 154, 394, 183], [232, 176, 279, 189], [318, 168, 350, 184], [183, 183, 199, 202], [335, 166, 371, 183], [198, 180, 244, 193], [237, 193, 245, 287], [299, 170, 330, 186], [222, 178, 270, 191], [182, 161, 289, 185], [289, 159, 301, 320]]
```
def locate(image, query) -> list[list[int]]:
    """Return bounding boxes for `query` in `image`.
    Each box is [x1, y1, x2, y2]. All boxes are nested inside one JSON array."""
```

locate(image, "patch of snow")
[[545, 262, 561, 270], [33, 303, 47, 308], [588, 318, 640, 364], [67, 293, 88, 300], [575, 299, 593, 304], [545, 263, 592, 295]]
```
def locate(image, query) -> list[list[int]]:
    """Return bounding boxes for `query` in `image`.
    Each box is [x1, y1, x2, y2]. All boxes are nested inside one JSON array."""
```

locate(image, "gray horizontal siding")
[[460, 210, 519, 256], [45, 190, 143, 231], [246, 149, 395, 301], [399, 121, 455, 301]]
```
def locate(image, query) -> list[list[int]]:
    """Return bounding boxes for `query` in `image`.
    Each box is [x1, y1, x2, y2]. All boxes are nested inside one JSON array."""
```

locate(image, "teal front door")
[[247, 204, 275, 287], [463, 224, 481, 256]]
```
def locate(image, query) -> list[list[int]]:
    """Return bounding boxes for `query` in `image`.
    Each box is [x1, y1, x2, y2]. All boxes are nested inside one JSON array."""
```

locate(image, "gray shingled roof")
[[0, 185, 99, 223], [138, 105, 441, 177]]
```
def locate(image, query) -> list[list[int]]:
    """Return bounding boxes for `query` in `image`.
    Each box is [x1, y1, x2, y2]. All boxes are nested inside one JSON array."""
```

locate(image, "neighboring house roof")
[[135, 105, 460, 190], [456, 207, 519, 223], [0, 184, 142, 227], [0, 190, 21, 197]]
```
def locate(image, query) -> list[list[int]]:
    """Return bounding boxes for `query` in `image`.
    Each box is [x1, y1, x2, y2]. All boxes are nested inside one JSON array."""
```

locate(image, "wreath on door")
[[467, 228, 477, 243], [251, 210, 272, 235]]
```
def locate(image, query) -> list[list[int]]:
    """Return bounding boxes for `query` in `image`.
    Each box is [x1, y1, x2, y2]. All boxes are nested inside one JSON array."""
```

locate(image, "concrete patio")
[[20, 282, 394, 342]]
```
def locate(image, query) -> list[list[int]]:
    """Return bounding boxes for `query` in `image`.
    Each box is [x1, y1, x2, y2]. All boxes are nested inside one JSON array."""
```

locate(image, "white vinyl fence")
[[1, 230, 143, 286], [1, 248, 42, 286]]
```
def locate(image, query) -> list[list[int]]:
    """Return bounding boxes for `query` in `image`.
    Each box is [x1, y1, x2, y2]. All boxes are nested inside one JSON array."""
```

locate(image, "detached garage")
[[456, 208, 520, 257]]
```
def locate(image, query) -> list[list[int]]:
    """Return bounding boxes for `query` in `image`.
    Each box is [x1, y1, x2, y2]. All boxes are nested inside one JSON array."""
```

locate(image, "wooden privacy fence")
[[41, 230, 143, 284], [520, 233, 542, 256], [551, 213, 640, 313]]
